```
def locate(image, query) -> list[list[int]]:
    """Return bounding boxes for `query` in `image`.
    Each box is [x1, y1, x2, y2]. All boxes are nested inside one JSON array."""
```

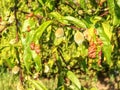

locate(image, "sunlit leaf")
[[23, 47, 32, 73], [102, 45, 112, 65], [102, 22, 112, 40], [22, 18, 36, 32], [90, 87, 98, 90], [32, 21, 53, 41], [79, 0, 86, 10], [64, 16, 87, 28], [96, 25, 112, 65], [107, 0, 120, 25], [29, 79, 48, 90], [117, 0, 120, 7], [31, 51, 42, 72], [67, 71, 81, 90], [54, 37, 65, 46], [50, 12, 68, 24]]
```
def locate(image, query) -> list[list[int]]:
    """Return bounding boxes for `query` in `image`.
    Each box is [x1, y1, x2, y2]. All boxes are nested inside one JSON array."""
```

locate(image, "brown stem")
[[60, 23, 84, 31], [14, 0, 19, 42], [57, 47, 68, 65], [100, 10, 109, 17]]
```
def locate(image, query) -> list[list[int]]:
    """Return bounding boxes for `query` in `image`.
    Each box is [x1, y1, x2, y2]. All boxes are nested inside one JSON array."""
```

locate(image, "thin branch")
[[14, 0, 19, 42], [59, 23, 85, 31], [57, 47, 68, 66], [100, 10, 109, 17]]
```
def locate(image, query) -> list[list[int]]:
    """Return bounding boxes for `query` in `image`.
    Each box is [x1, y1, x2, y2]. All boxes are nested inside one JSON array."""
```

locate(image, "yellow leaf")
[[74, 31, 84, 45], [55, 28, 64, 38], [102, 22, 112, 40]]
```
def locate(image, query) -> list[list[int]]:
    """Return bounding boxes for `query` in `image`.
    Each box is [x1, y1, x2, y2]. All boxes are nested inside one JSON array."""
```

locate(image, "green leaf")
[[29, 79, 48, 90], [90, 87, 98, 90], [64, 16, 87, 28], [102, 45, 112, 65], [5, 58, 14, 68], [50, 12, 68, 24], [69, 85, 80, 90], [22, 18, 36, 32], [102, 22, 112, 40], [46, 0, 55, 10], [38, 0, 44, 6], [107, 0, 120, 25], [117, 0, 120, 7], [31, 51, 42, 72], [32, 21, 53, 41], [79, 0, 86, 10], [57, 72, 65, 88], [23, 47, 32, 73], [67, 71, 81, 90], [96, 25, 110, 45], [96, 25, 112, 65], [54, 37, 65, 46]]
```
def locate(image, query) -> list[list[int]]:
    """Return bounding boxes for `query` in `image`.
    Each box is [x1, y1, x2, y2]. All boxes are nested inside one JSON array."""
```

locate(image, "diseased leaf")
[[22, 18, 36, 32]]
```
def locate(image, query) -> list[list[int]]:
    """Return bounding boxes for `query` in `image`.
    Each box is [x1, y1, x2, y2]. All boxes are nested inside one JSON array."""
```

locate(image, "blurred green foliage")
[[0, 0, 120, 90]]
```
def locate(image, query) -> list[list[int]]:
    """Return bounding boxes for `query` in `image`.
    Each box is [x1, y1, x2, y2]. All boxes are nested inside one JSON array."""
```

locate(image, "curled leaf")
[[12, 66, 19, 74], [55, 28, 64, 38], [74, 31, 84, 45], [88, 42, 97, 59]]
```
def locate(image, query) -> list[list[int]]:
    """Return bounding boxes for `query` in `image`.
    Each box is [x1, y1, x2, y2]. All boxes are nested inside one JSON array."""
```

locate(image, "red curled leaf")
[[30, 42, 35, 50], [35, 45, 40, 54], [88, 41, 97, 59], [27, 26, 31, 32], [98, 50, 102, 65], [97, 38, 103, 46]]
